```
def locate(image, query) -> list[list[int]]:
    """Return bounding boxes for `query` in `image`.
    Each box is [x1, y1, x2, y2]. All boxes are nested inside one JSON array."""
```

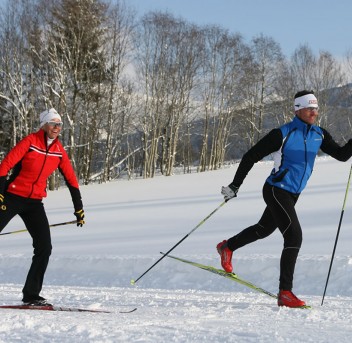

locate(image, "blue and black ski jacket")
[[232, 116, 352, 194]]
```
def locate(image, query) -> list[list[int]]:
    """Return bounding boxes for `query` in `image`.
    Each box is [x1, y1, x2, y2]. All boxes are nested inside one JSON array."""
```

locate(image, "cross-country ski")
[[0, 304, 137, 314], [161, 253, 312, 309]]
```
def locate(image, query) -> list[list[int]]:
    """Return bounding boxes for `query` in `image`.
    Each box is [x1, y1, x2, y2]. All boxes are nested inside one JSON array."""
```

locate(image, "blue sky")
[[0, 0, 350, 59], [127, 0, 352, 59]]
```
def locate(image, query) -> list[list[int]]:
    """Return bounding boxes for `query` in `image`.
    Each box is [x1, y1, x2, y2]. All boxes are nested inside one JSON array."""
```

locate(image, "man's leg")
[[263, 185, 302, 291]]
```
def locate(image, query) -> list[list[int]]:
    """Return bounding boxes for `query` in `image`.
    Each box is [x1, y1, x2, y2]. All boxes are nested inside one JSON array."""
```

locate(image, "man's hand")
[[74, 209, 85, 227], [221, 184, 239, 201]]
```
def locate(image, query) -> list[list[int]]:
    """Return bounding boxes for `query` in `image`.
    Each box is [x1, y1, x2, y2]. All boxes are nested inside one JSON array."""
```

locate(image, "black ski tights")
[[227, 182, 302, 290], [0, 193, 52, 300]]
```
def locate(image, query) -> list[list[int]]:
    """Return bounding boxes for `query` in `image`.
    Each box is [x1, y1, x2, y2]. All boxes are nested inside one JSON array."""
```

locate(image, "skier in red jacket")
[[0, 108, 85, 305]]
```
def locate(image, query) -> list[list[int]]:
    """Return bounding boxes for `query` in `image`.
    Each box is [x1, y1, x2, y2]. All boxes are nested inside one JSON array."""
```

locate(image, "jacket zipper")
[[28, 141, 49, 198], [297, 127, 309, 192]]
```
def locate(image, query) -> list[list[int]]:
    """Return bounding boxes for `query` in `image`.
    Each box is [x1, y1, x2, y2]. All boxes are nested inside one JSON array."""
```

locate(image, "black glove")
[[221, 184, 239, 201], [0, 193, 6, 211], [74, 209, 85, 227]]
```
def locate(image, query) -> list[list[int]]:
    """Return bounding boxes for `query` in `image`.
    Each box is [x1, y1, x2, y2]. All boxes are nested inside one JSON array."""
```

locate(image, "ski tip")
[[130, 279, 136, 286], [119, 307, 137, 313]]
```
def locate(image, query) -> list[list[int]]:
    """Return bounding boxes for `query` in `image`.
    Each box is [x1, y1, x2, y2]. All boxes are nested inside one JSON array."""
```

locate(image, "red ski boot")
[[216, 240, 233, 273], [278, 290, 306, 308]]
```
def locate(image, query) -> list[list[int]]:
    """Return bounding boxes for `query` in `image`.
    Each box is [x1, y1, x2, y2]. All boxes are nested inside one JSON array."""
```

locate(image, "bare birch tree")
[[42, 0, 108, 183], [290, 45, 344, 128], [135, 12, 202, 177], [0, 0, 40, 147], [272, 59, 296, 125], [101, 1, 136, 182], [236, 34, 284, 148], [197, 26, 248, 171], [311, 51, 344, 128], [290, 44, 316, 91]]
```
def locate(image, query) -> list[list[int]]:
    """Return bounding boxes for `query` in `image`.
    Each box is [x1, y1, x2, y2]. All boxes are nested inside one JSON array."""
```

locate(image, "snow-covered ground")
[[1, 157, 352, 342]]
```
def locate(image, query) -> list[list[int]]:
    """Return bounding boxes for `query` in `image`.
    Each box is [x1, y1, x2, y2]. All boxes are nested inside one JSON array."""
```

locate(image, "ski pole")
[[131, 200, 227, 285], [0, 220, 78, 236], [321, 164, 352, 306]]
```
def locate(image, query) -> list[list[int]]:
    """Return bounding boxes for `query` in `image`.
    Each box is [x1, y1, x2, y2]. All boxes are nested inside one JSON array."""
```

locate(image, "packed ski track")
[[1, 157, 352, 342]]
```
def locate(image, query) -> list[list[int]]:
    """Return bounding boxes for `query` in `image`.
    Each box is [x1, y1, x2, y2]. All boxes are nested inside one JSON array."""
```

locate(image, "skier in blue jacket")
[[217, 90, 352, 307]]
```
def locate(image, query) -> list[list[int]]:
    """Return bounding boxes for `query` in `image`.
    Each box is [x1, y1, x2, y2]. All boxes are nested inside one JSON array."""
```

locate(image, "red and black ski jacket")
[[0, 129, 82, 210]]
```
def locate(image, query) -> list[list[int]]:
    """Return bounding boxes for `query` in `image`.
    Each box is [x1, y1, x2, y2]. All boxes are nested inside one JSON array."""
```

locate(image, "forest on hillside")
[[0, 0, 351, 187]]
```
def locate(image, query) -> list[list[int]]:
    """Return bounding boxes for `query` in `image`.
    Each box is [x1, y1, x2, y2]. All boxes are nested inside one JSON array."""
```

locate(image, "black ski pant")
[[0, 193, 52, 301], [227, 182, 302, 291]]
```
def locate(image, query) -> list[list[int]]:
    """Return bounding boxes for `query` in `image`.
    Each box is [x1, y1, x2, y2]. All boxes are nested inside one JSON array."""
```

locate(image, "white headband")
[[294, 94, 318, 111], [40, 108, 62, 127]]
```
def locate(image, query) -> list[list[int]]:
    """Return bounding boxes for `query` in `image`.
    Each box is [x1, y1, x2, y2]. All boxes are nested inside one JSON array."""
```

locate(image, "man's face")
[[296, 107, 319, 125]]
